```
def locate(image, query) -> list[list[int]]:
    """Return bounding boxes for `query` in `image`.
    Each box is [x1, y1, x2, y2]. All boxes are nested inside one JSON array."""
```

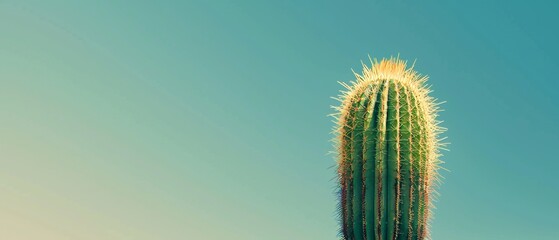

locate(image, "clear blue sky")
[[1, 1, 558, 239]]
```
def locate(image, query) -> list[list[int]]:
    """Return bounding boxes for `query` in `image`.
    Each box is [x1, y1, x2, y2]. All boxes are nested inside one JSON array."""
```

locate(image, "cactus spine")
[[333, 57, 445, 240]]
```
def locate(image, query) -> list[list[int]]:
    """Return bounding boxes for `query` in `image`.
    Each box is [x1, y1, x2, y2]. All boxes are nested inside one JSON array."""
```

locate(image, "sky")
[[1, 1, 558, 239]]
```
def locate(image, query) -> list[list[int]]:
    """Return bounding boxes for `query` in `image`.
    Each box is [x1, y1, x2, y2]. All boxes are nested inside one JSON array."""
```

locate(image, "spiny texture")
[[332, 57, 446, 240]]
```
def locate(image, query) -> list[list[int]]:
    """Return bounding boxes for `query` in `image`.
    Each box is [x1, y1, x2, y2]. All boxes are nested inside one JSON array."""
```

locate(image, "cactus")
[[332, 57, 445, 240]]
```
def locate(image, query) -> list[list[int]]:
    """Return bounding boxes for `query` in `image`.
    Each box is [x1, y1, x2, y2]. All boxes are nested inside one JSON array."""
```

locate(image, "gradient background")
[[1, 1, 558, 239]]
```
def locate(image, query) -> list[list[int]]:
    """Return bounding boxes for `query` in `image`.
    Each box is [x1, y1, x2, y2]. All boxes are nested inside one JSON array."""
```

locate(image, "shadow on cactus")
[[332, 57, 447, 240]]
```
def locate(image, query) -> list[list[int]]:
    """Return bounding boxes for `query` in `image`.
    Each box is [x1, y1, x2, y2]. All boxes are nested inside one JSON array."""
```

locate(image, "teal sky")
[[1, 1, 558, 239]]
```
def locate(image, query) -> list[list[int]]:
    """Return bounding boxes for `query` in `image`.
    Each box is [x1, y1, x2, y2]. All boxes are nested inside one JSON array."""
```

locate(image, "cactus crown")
[[332, 57, 446, 240]]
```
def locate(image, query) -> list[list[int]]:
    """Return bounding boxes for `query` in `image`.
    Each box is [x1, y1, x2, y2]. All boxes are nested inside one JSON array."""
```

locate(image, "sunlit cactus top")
[[332, 57, 446, 240]]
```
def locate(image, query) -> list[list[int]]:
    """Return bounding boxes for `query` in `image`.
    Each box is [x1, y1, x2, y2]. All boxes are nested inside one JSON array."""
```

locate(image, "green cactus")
[[333, 57, 445, 240]]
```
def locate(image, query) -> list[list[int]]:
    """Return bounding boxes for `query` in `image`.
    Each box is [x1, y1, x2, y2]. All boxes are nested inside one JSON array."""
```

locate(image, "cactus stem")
[[335, 57, 445, 240]]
